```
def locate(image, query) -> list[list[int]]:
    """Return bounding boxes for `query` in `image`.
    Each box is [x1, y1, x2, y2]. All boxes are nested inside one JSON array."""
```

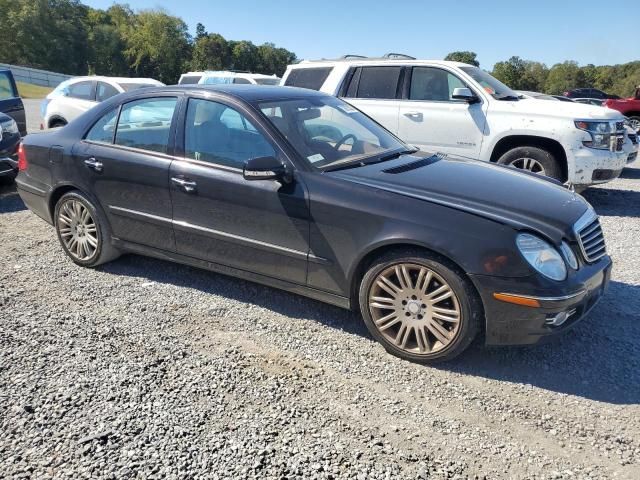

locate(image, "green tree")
[[230, 40, 258, 72], [191, 33, 229, 71], [195, 22, 207, 40], [444, 51, 479, 67], [544, 61, 585, 94], [492, 56, 526, 89]]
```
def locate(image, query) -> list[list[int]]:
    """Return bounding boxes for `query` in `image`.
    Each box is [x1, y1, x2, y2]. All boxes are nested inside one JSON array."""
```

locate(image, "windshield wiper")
[[322, 149, 418, 172], [363, 149, 419, 165]]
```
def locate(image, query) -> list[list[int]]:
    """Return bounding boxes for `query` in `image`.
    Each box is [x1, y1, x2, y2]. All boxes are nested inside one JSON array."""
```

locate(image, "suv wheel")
[[54, 191, 119, 267], [359, 249, 481, 363], [628, 116, 640, 131], [497, 146, 561, 180]]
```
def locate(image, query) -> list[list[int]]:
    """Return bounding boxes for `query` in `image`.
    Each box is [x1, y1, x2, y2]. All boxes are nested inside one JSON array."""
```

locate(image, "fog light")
[[545, 309, 577, 327]]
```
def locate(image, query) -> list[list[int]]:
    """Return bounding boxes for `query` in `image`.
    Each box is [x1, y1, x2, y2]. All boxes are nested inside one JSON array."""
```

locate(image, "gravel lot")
[[1, 165, 639, 479]]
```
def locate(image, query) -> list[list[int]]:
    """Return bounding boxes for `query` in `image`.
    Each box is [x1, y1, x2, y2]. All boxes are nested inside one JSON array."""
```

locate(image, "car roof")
[[291, 59, 472, 69], [129, 84, 328, 102], [65, 76, 162, 84]]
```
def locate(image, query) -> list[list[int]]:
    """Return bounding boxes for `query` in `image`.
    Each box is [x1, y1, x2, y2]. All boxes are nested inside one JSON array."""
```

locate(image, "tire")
[[628, 116, 640, 131], [496, 146, 562, 181], [358, 249, 481, 363], [54, 191, 120, 267]]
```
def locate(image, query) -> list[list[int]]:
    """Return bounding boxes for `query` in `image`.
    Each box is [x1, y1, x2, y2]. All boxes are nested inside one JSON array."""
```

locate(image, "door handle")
[[171, 177, 197, 193], [404, 111, 423, 120], [84, 157, 103, 172]]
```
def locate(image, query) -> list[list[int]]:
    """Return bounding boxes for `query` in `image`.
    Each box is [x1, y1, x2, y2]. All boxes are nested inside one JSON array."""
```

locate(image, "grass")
[[16, 82, 52, 99]]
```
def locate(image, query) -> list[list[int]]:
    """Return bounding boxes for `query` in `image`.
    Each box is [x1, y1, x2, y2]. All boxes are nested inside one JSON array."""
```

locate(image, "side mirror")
[[243, 156, 290, 182], [452, 87, 479, 104]]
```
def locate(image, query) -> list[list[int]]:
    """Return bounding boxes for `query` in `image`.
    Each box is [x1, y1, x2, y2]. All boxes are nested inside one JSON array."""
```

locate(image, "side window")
[[355, 67, 402, 99], [85, 108, 118, 143], [68, 81, 94, 101], [96, 82, 119, 102], [233, 77, 251, 84], [0, 72, 16, 100], [284, 67, 333, 90], [185, 98, 275, 169], [114, 97, 177, 154], [409, 67, 468, 102]]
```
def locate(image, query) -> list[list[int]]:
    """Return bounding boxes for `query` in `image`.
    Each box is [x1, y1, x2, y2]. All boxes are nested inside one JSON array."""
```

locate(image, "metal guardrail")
[[0, 63, 72, 87]]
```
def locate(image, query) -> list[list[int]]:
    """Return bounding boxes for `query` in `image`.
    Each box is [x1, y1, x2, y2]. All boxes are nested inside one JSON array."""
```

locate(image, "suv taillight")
[[17, 143, 27, 171]]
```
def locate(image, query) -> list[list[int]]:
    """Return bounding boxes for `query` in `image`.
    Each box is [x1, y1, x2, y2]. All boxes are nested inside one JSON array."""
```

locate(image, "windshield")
[[255, 77, 280, 85], [258, 96, 406, 170], [460, 66, 518, 100]]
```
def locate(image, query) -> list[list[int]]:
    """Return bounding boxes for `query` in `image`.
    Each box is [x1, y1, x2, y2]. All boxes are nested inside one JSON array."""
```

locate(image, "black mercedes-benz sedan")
[[15, 85, 611, 363]]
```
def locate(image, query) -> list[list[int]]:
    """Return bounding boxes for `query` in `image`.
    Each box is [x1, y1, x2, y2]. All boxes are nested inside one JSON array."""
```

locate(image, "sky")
[[82, 0, 638, 70]]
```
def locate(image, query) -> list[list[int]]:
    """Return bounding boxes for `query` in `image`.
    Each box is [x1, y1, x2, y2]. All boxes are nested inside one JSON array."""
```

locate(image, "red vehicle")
[[604, 87, 640, 130]]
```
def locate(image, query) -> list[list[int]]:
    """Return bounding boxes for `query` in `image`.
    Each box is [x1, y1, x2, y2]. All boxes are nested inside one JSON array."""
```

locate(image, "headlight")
[[0, 117, 19, 135], [516, 233, 567, 281], [575, 120, 613, 150], [560, 241, 578, 270]]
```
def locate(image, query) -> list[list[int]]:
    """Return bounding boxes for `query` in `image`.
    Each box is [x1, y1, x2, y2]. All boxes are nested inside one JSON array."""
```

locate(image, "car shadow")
[[0, 183, 26, 214], [582, 187, 640, 218], [100, 255, 639, 405], [619, 166, 640, 179]]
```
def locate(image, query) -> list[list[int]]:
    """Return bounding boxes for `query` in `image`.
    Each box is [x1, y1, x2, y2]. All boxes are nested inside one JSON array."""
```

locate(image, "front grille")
[[576, 216, 606, 263], [616, 121, 624, 131]]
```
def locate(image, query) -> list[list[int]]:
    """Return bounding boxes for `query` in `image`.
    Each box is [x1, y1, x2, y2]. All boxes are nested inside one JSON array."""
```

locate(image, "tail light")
[[17, 143, 27, 171]]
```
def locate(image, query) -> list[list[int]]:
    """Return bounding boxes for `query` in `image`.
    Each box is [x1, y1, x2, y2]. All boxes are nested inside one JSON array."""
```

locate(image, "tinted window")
[[180, 75, 202, 85], [119, 83, 156, 92], [96, 82, 119, 102], [233, 77, 251, 84], [0, 72, 16, 100], [409, 67, 467, 101], [185, 98, 275, 169], [85, 108, 118, 143], [114, 97, 177, 154], [254, 77, 280, 85], [284, 67, 333, 90], [68, 81, 94, 100], [355, 67, 401, 99]]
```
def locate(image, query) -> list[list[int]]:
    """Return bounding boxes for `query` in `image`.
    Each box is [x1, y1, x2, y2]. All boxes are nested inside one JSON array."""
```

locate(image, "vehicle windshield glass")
[[258, 96, 406, 170], [118, 83, 157, 91], [254, 78, 280, 85], [460, 66, 518, 99]]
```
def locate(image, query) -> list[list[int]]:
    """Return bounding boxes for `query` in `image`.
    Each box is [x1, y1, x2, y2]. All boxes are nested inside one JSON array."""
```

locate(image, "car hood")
[[328, 153, 589, 242], [495, 97, 625, 120]]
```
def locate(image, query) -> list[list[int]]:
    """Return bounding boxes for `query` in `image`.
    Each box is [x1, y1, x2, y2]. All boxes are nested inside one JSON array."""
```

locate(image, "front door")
[[73, 95, 179, 251], [169, 96, 310, 284], [0, 70, 26, 135], [398, 66, 488, 157]]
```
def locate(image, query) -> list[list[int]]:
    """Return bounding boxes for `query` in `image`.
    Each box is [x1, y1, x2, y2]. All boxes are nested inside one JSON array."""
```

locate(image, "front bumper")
[[470, 255, 612, 346], [570, 147, 627, 187]]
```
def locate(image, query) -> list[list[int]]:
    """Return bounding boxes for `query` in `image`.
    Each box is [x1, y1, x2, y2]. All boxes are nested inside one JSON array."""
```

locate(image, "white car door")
[[397, 66, 488, 157], [58, 80, 97, 122], [341, 66, 403, 135]]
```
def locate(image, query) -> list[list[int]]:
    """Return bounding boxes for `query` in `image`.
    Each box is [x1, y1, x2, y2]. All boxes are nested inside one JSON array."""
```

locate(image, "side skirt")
[[111, 237, 352, 310]]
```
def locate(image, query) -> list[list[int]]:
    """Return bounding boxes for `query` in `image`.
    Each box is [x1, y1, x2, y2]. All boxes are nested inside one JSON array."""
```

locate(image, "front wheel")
[[358, 250, 481, 363], [628, 116, 640, 131], [54, 191, 119, 267], [497, 146, 562, 181]]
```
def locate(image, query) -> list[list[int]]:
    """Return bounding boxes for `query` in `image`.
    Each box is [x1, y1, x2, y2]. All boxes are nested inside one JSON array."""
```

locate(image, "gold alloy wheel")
[[368, 263, 462, 355], [57, 199, 99, 261]]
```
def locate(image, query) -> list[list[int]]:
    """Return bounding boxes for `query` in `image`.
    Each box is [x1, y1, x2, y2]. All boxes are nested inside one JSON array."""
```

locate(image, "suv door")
[[72, 95, 179, 251], [342, 66, 403, 134], [397, 66, 487, 156], [0, 70, 26, 136], [59, 80, 97, 122], [170, 96, 310, 284]]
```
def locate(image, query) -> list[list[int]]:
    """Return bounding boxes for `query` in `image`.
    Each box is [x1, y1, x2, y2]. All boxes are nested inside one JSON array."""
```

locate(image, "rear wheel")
[[54, 191, 119, 267], [497, 146, 562, 181], [359, 249, 481, 363]]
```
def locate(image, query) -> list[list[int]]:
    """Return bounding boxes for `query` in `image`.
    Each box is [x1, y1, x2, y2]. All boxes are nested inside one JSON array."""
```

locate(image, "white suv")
[[281, 56, 630, 189], [41, 76, 164, 129]]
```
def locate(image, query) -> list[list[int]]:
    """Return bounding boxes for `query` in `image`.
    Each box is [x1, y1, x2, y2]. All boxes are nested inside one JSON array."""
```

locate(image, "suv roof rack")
[[305, 53, 417, 62], [382, 53, 416, 60], [340, 54, 368, 59]]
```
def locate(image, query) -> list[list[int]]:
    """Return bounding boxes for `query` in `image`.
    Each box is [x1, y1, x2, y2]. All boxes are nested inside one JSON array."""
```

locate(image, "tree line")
[[445, 51, 640, 97], [0, 0, 297, 84]]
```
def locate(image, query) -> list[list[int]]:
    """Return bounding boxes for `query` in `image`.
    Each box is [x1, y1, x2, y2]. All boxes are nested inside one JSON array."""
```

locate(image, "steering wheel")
[[334, 134, 357, 151]]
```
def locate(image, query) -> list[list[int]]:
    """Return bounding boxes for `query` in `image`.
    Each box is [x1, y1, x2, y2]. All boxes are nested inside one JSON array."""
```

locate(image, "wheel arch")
[[48, 115, 67, 128], [489, 135, 568, 182]]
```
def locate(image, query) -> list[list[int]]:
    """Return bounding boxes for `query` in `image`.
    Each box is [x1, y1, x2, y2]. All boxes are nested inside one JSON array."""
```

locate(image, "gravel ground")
[[1, 166, 639, 479]]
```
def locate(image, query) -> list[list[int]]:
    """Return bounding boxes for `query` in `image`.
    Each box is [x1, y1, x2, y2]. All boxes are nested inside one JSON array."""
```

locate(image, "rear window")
[[254, 77, 280, 85], [179, 75, 202, 85], [284, 67, 333, 90], [118, 83, 156, 92], [351, 66, 402, 99]]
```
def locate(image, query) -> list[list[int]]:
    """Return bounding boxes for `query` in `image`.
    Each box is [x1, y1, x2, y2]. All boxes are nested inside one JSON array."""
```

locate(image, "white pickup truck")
[[281, 56, 630, 189]]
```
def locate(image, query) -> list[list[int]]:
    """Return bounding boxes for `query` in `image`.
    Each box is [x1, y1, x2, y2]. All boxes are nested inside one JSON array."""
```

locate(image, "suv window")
[[0, 72, 16, 100], [233, 77, 251, 84], [96, 82, 119, 102], [284, 67, 333, 91], [350, 66, 402, 100], [68, 81, 94, 101], [114, 97, 177, 154], [85, 108, 118, 143], [185, 98, 275, 169], [409, 67, 467, 101]]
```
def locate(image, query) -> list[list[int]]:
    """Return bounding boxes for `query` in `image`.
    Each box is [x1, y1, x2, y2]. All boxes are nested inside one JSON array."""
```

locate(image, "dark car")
[[563, 88, 619, 100], [15, 85, 612, 363], [0, 69, 27, 136], [0, 112, 21, 182]]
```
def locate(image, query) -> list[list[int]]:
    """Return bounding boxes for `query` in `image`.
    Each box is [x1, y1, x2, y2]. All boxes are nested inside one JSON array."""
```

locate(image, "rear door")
[[341, 66, 403, 134], [58, 80, 98, 122], [397, 66, 487, 156], [0, 70, 26, 135], [73, 95, 179, 251], [169, 95, 310, 283]]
